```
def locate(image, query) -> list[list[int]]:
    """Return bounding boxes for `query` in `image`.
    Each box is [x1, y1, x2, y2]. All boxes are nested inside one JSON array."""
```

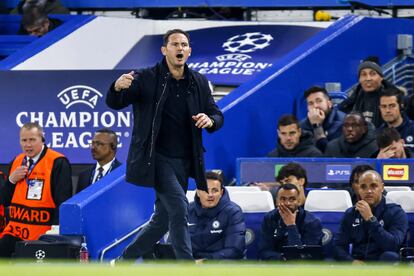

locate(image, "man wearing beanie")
[[338, 57, 397, 128]]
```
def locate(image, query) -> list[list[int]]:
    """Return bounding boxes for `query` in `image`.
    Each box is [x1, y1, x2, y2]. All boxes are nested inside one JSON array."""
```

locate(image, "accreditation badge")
[[27, 179, 44, 200]]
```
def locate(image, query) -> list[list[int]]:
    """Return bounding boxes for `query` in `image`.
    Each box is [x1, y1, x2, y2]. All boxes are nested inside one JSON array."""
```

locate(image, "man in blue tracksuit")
[[188, 171, 245, 261], [334, 170, 408, 263], [258, 183, 323, 260]]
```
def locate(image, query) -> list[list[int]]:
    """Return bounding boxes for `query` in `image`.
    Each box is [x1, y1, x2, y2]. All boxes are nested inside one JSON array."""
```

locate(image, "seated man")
[[258, 184, 323, 260], [76, 128, 122, 193], [267, 114, 323, 157], [188, 171, 246, 261], [374, 127, 414, 159], [300, 86, 346, 151], [276, 162, 308, 206], [325, 112, 378, 158], [334, 170, 408, 263], [338, 57, 396, 127], [0, 122, 72, 257], [19, 5, 62, 36], [348, 164, 375, 205], [377, 87, 414, 149]]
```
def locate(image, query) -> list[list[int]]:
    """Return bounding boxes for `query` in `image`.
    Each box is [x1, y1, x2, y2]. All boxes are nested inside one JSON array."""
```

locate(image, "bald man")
[[334, 170, 408, 263]]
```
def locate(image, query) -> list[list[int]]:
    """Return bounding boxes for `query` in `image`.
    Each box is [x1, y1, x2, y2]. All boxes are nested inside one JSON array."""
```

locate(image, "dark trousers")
[[123, 153, 193, 260], [0, 234, 22, 258]]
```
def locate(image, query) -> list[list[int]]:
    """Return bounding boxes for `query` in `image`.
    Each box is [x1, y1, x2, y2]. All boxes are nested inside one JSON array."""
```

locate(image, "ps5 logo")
[[58, 85, 102, 109]]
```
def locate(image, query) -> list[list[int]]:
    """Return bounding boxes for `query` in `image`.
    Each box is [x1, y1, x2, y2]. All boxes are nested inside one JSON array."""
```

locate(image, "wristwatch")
[[368, 216, 377, 223]]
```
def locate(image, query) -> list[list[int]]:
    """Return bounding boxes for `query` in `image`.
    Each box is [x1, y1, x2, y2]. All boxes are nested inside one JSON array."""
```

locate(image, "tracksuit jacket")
[[334, 197, 408, 261], [188, 189, 246, 260]]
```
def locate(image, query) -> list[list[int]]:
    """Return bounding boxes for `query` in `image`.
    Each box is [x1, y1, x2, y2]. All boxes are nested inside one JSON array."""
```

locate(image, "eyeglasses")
[[90, 141, 111, 147]]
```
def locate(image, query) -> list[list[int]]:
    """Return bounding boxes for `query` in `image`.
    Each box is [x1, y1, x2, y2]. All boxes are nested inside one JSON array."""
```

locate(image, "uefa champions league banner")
[[0, 70, 131, 164], [116, 25, 323, 86]]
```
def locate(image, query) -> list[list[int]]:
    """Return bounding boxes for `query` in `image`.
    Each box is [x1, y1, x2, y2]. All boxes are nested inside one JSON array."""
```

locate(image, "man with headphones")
[[76, 128, 122, 193], [0, 122, 72, 257], [378, 87, 414, 150]]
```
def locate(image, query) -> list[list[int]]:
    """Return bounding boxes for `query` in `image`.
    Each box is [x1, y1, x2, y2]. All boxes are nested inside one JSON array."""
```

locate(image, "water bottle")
[[79, 241, 89, 263]]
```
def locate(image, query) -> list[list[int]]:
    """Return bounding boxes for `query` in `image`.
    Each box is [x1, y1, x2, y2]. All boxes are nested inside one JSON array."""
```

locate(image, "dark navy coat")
[[334, 197, 408, 261], [188, 188, 246, 260], [258, 207, 323, 260]]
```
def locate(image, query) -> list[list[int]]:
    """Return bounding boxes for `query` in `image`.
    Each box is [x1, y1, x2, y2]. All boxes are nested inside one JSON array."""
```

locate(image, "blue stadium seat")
[[229, 191, 274, 259], [305, 190, 352, 259], [386, 191, 414, 247]]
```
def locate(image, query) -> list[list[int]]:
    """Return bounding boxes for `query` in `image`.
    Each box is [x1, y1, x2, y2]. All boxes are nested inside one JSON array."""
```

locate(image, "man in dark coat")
[[374, 127, 414, 159], [188, 171, 245, 261], [300, 86, 346, 151], [76, 129, 121, 193], [106, 29, 223, 260], [338, 58, 397, 128], [268, 114, 323, 157], [325, 113, 378, 158], [334, 170, 408, 262], [258, 184, 323, 260]]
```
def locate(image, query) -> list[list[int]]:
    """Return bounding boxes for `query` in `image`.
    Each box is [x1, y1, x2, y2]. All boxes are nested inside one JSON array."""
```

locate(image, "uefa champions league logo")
[[216, 32, 273, 62], [222, 32, 273, 53]]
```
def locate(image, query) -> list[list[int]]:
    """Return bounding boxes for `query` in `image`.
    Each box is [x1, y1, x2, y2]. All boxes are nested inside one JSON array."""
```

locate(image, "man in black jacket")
[[267, 114, 323, 157], [76, 128, 121, 193], [338, 57, 396, 128], [325, 113, 378, 158], [106, 29, 223, 260]]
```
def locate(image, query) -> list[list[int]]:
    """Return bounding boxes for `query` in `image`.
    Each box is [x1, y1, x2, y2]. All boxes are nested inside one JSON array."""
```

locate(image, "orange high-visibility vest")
[[2, 149, 63, 240]]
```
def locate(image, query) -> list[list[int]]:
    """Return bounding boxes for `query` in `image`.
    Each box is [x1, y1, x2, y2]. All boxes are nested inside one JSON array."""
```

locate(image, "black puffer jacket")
[[324, 123, 378, 158], [267, 131, 323, 157]]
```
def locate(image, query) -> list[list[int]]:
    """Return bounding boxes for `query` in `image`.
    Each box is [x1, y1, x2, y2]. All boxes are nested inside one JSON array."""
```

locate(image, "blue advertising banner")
[[0, 70, 131, 164], [116, 25, 323, 85]]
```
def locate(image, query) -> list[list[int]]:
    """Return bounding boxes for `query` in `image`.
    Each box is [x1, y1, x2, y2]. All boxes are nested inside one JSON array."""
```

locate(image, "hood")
[[194, 187, 231, 218]]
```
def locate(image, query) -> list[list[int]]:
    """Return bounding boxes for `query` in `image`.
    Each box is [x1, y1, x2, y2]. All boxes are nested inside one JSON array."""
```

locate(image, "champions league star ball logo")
[[222, 32, 273, 54]]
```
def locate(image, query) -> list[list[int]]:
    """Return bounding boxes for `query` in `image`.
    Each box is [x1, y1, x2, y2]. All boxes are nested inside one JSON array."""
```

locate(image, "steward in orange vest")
[[0, 122, 72, 257]]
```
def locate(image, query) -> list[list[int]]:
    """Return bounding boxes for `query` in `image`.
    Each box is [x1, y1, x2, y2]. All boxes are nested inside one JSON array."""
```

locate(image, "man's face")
[[161, 33, 192, 69], [359, 68, 383, 92], [306, 92, 332, 115], [379, 96, 401, 125], [382, 140, 406, 159], [358, 172, 384, 207], [197, 179, 223, 209], [277, 188, 300, 213], [25, 19, 49, 36], [278, 124, 301, 150], [20, 127, 43, 158], [90, 133, 115, 163], [342, 115, 367, 143]]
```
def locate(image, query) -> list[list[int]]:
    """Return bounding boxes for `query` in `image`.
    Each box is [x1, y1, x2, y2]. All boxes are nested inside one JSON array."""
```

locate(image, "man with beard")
[[258, 184, 323, 260], [267, 114, 323, 157], [300, 86, 346, 151], [76, 129, 122, 193], [325, 113, 378, 158], [334, 170, 408, 263], [377, 87, 414, 149]]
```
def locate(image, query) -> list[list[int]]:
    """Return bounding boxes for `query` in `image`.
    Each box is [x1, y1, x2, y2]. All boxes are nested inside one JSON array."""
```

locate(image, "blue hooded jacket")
[[188, 188, 246, 260], [258, 207, 323, 260], [334, 197, 408, 261]]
